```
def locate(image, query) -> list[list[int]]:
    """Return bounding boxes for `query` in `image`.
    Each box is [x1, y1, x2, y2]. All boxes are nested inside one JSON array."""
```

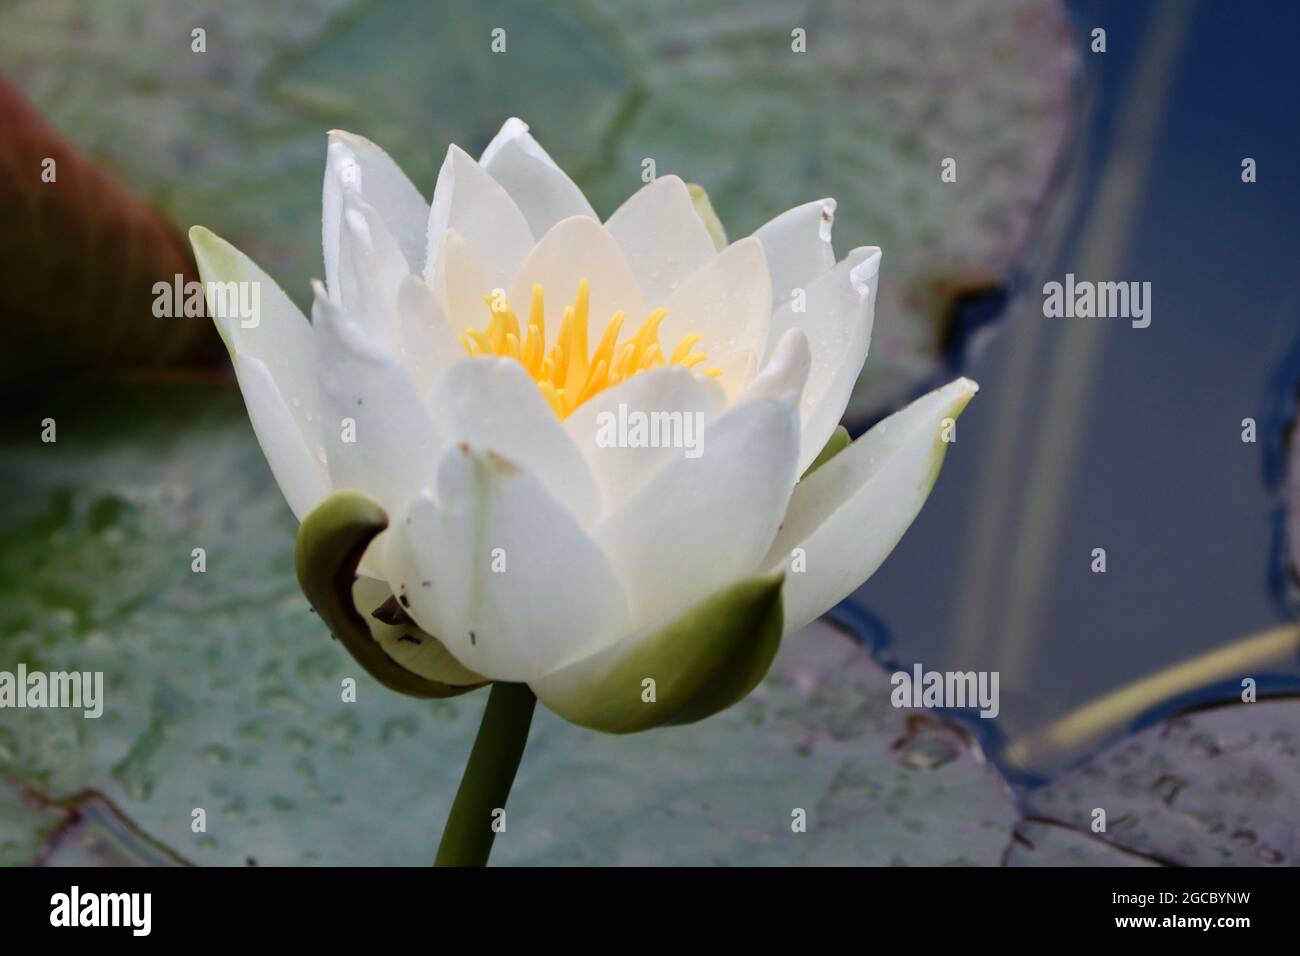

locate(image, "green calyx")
[[802, 425, 851, 479], [539, 574, 785, 733], [295, 491, 485, 699]]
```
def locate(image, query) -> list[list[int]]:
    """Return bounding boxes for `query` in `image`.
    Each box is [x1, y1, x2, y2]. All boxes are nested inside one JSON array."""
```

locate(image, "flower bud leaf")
[[296, 491, 486, 699], [532, 573, 784, 733]]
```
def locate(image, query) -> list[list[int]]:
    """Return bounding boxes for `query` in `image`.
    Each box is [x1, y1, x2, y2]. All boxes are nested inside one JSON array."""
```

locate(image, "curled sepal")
[[531, 574, 784, 733], [295, 491, 486, 699]]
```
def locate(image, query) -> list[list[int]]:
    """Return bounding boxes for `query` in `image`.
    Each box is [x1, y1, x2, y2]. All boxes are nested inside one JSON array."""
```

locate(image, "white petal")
[[765, 377, 979, 633], [395, 275, 462, 395], [479, 117, 596, 237], [426, 357, 601, 524], [387, 446, 630, 682], [338, 193, 409, 353], [311, 281, 444, 520], [436, 228, 494, 333], [770, 246, 881, 474], [752, 198, 837, 308], [563, 365, 727, 511], [232, 355, 330, 520], [322, 130, 429, 297], [506, 216, 646, 345], [594, 391, 800, 630], [604, 175, 718, 307], [660, 236, 772, 396], [738, 327, 810, 405], [189, 227, 325, 505], [425, 144, 534, 291]]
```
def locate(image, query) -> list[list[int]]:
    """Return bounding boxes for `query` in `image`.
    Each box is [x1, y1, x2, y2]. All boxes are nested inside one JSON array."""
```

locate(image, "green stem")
[[434, 682, 537, 866]]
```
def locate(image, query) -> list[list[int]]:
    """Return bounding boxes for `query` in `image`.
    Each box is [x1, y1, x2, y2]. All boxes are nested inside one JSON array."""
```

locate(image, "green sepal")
[[802, 425, 851, 479], [538, 574, 784, 733], [295, 491, 486, 699], [687, 183, 728, 250]]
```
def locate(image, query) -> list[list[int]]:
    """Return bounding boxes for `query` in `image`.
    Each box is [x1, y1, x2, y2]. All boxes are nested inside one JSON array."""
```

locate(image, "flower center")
[[459, 279, 720, 419]]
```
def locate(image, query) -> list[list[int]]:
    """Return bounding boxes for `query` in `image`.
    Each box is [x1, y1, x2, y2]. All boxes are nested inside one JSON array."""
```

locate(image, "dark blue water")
[[843, 0, 1300, 782]]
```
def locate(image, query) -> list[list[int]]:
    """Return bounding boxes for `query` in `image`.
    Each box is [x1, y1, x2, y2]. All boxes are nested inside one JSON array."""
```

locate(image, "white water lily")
[[190, 117, 976, 732]]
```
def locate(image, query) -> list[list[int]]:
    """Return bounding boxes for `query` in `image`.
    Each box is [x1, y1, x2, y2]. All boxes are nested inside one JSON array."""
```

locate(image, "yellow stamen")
[[459, 279, 717, 419]]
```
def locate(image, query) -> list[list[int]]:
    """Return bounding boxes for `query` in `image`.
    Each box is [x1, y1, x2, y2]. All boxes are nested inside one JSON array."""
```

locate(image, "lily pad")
[[507, 619, 1019, 865], [1023, 698, 1300, 866], [1, 0, 1078, 417], [0, 778, 66, 866], [1004, 819, 1161, 867], [0, 385, 1018, 865]]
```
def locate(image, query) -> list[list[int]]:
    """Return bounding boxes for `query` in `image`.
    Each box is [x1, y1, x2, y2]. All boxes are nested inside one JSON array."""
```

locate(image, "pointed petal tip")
[[446, 142, 475, 164], [499, 116, 530, 137], [848, 247, 883, 296], [817, 198, 837, 241], [949, 375, 981, 408], [327, 128, 371, 149]]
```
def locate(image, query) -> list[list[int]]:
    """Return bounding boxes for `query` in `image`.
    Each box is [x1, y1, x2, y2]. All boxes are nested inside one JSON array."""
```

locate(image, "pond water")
[[853, 0, 1300, 780]]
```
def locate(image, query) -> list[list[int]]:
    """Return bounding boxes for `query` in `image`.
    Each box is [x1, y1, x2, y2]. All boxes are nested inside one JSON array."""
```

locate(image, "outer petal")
[[594, 390, 801, 630], [562, 364, 726, 510], [190, 226, 327, 518], [764, 377, 979, 633], [604, 175, 718, 307], [189, 226, 315, 392], [387, 445, 631, 682], [752, 198, 837, 308], [531, 574, 784, 733], [426, 357, 602, 524], [770, 246, 882, 475], [311, 281, 444, 522], [660, 236, 772, 397], [425, 144, 534, 291], [232, 355, 330, 520], [506, 216, 646, 343], [323, 130, 429, 296], [479, 117, 596, 237]]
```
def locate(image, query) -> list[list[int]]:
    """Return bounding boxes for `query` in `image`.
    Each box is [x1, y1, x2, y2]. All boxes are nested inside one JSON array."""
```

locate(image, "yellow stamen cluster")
[[459, 279, 720, 419]]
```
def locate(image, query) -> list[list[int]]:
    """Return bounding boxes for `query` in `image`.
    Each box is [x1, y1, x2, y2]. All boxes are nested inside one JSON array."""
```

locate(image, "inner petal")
[[458, 279, 721, 418]]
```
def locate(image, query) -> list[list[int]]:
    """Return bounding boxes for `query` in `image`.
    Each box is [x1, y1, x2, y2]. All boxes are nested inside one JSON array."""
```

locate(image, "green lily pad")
[[1022, 698, 1300, 866], [2, 0, 1077, 417], [0, 384, 1018, 865]]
